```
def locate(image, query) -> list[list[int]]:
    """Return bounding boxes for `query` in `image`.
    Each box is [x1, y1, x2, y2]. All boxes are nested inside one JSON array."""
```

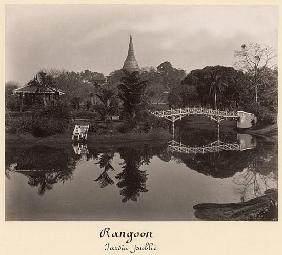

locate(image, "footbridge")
[[149, 107, 256, 130]]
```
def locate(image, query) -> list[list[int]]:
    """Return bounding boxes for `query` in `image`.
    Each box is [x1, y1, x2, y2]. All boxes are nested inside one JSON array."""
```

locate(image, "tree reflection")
[[233, 141, 278, 201], [170, 128, 260, 178], [157, 149, 172, 162], [172, 148, 255, 178], [94, 152, 115, 188], [173, 138, 276, 179], [116, 147, 149, 203], [92, 144, 167, 201], [192, 138, 278, 220], [26, 170, 73, 195], [6, 145, 77, 195], [234, 167, 277, 202]]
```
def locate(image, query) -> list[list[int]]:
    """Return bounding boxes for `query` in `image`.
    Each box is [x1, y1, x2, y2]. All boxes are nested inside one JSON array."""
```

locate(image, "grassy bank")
[[6, 128, 172, 147]]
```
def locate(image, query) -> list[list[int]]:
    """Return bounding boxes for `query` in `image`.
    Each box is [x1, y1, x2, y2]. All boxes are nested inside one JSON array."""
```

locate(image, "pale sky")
[[5, 5, 278, 84]]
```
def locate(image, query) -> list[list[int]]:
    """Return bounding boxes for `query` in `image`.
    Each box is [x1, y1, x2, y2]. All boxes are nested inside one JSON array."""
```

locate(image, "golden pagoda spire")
[[123, 35, 139, 73]]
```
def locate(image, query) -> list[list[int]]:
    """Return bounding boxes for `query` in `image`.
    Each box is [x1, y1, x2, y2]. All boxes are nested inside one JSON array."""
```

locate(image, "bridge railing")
[[150, 107, 238, 119], [168, 141, 241, 154]]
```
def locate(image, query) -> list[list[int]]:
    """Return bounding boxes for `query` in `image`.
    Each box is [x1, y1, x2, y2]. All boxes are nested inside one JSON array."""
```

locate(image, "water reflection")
[[168, 133, 256, 154], [116, 147, 149, 203], [94, 152, 115, 188], [6, 145, 76, 195], [5, 132, 262, 196], [233, 141, 278, 202], [5, 128, 278, 220], [72, 143, 95, 161], [72, 143, 89, 155], [92, 145, 166, 203], [168, 129, 257, 178], [190, 132, 278, 221]]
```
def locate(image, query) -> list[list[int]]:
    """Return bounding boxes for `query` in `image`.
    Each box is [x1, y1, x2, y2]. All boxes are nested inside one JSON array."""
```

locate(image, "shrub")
[[244, 103, 277, 126], [6, 102, 71, 137], [31, 117, 68, 137], [6, 116, 33, 134], [143, 114, 169, 129], [117, 121, 135, 133], [72, 110, 99, 119], [32, 101, 71, 120], [6, 96, 21, 111]]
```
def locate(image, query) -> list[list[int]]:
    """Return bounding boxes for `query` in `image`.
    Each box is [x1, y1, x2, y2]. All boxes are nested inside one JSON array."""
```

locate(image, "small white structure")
[[237, 111, 257, 129], [72, 125, 89, 141], [111, 115, 120, 121]]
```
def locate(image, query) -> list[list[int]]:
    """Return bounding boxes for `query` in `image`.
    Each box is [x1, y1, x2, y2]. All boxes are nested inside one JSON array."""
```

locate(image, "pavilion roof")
[[13, 82, 65, 95]]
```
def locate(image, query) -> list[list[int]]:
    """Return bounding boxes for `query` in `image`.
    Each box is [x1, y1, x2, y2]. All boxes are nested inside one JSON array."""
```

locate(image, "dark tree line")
[[6, 43, 277, 126], [169, 64, 277, 124], [169, 66, 249, 110]]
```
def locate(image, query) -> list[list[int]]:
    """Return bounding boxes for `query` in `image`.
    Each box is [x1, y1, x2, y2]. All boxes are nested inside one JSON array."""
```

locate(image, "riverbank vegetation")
[[5, 43, 277, 138], [169, 44, 277, 126]]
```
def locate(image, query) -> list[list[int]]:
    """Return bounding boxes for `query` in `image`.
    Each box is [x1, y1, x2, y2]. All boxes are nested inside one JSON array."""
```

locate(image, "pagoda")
[[123, 35, 139, 73]]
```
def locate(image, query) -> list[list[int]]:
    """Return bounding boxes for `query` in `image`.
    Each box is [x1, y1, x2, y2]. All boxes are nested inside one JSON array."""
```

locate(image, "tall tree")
[[139, 63, 186, 107], [36, 70, 54, 87], [49, 69, 105, 101], [94, 87, 118, 121], [234, 43, 277, 104], [170, 66, 246, 110], [107, 69, 125, 87], [208, 69, 229, 109], [118, 71, 148, 124], [157, 61, 186, 91]]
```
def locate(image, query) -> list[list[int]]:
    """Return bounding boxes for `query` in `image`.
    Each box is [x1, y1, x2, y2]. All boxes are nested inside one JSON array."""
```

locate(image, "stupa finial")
[[123, 35, 139, 73]]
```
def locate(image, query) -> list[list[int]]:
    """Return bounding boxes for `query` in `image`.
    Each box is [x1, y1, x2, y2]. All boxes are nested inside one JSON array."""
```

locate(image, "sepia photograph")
[[5, 4, 278, 221]]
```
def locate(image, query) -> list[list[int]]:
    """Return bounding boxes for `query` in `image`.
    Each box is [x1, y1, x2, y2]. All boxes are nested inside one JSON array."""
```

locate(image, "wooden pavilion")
[[13, 75, 65, 111]]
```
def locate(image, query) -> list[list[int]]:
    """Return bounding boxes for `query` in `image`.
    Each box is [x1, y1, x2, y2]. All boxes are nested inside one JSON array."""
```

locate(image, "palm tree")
[[209, 71, 228, 109], [94, 88, 117, 121]]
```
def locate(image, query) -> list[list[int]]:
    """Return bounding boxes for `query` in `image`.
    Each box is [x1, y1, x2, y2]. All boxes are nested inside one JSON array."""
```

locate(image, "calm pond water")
[[5, 126, 277, 220]]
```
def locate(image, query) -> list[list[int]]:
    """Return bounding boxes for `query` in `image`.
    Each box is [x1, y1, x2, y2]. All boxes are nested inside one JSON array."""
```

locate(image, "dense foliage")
[[118, 70, 148, 124], [142, 62, 186, 105], [6, 101, 71, 137], [169, 66, 249, 109], [94, 87, 119, 121], [51, 69, 106, 99], [5, 43, 278, 133], [234, 43, 276, 104], [169, 65, 277, 125], [5, 81, 20, 111]]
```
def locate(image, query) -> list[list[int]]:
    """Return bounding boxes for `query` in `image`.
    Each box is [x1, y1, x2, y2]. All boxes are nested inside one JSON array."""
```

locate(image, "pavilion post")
[[20, 93, 24, 112]]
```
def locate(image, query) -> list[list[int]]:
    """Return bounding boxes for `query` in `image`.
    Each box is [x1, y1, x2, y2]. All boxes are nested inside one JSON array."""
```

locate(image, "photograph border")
[[1, 0, 281, 254]]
